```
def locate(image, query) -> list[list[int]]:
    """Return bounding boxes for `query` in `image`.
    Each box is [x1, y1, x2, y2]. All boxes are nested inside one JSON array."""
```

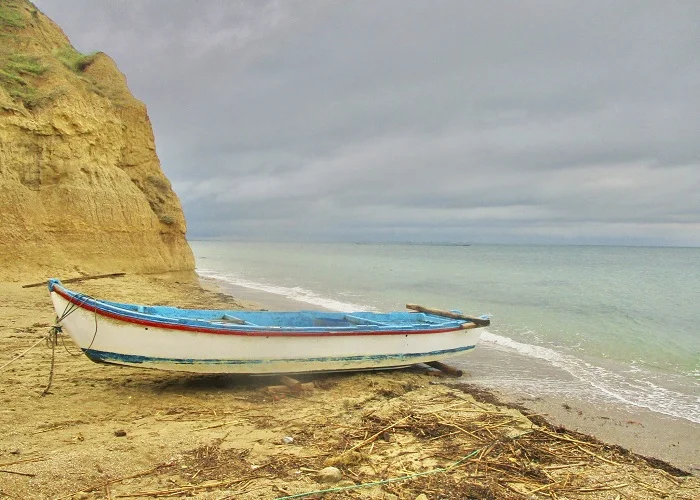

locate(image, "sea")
[[191, 241, 700, 425]]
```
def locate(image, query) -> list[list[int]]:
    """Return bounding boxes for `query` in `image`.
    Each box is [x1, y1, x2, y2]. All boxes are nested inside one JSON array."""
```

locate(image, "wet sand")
[[0, 273, 698, 499], [453, 344, 700, 475]]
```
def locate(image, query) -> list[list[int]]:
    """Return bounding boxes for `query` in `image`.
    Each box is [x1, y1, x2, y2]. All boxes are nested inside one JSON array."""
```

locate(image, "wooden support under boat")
[[426, 361, 463, 377], [267, 385, 292, 394], [23, 272, 126, 289], [266, 383, 315, 394], [406, 304, 490, 326], [280, 375, 302, 392], [268, 376, 315, 394]]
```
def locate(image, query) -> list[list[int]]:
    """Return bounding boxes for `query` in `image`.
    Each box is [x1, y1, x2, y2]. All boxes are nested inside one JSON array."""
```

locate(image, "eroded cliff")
[[0, 0, 195, 281]]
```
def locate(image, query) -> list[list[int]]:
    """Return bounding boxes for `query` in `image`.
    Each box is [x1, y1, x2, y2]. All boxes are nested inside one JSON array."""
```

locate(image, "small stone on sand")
[[317, 466, 342, 483]]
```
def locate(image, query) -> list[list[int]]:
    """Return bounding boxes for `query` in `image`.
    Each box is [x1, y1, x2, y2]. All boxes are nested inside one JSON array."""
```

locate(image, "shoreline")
[[200, 272, 700, 476], [0, 273, 698, 498], [456, 344, 700, 476], [198, 275, 333, 312]]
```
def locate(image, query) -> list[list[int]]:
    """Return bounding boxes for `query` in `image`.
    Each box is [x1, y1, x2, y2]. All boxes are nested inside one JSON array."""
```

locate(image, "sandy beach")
[[1, 273, 699, 499]]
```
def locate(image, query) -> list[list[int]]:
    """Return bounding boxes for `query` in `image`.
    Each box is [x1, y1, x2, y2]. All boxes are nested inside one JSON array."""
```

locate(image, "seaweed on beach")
[[4, 361, 697, 499], [122, 380, 694, 499]]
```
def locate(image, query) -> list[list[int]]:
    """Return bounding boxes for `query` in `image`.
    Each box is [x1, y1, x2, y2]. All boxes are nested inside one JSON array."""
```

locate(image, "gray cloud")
[[34, 0, 700, 246]]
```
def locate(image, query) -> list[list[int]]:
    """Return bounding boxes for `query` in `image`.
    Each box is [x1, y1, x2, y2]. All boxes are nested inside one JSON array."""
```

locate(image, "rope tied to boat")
[[41, 291, 98, 396], [0, 286, 99, 396], [41, 325, 60, 397]]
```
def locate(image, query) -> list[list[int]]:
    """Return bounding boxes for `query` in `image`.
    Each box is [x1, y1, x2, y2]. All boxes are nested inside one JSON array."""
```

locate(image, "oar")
[[22, 272, 126, 289], [406, 304, 490, 326]]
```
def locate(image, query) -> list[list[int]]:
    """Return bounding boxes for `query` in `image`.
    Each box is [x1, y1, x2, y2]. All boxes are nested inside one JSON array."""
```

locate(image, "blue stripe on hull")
[[83, 346, 475, 367]]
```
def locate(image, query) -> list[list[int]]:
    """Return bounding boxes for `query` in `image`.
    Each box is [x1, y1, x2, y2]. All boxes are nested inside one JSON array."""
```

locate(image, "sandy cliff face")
[[0, 0, 195, 281]]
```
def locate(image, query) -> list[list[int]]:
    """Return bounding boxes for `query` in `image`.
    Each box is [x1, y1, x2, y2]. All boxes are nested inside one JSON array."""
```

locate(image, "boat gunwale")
[[50, 283, 469, 338]]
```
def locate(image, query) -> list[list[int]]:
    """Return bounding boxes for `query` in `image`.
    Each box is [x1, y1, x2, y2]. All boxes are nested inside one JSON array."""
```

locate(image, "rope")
[[0, 297, 79, 373], [0, 337, 46, 372], [40, 292, 97, 396], [41, 326, 59, 397], [274, 448, 481, 500], [60, 334, 83, 357], [0, 288, 98, 395], [83, 294, 100, 351]]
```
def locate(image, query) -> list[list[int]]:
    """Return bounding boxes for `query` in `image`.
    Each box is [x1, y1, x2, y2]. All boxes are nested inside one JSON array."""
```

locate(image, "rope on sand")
[[0, 294, 87, 396], [41, 326, 60, 397], [274, 448, 481, 500], [0, 337, 46, 372], [41, 296, 88, 396]]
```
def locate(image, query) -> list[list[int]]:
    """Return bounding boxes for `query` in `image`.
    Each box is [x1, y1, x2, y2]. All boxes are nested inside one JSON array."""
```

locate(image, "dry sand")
[[1, 273, 699, 499]]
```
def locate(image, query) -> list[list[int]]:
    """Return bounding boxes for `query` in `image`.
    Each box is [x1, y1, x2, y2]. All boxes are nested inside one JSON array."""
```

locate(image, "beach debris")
[[62, 462, 176, 498], [324, 450, 363, 467], [0, 469, 36, 477], [4, 367, 695, 499], [316, 466, 342, 483]]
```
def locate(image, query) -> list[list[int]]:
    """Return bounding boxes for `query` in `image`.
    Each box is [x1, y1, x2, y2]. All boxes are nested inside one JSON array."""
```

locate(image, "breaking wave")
[[197, 267, 379, 313], [480, 330, 700, 424]]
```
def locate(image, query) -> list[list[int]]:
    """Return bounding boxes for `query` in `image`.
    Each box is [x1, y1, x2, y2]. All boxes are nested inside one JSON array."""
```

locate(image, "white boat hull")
[[50, 288, 482, 374]]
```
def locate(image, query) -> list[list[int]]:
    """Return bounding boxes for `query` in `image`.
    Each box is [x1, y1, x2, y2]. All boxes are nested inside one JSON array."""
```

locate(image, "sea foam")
[[480, 331, 700, 424], [197, 267, 379, 313]]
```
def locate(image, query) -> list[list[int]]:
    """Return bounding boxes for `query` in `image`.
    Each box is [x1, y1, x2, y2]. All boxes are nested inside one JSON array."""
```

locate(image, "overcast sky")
[[34, 1, 700, 246]]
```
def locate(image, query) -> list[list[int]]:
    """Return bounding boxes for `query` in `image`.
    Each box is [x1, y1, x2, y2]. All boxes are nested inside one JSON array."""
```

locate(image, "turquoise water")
[[191, 241, 700, 423]]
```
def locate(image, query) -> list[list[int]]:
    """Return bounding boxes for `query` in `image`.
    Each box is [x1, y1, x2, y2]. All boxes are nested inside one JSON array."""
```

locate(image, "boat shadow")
[[121, 365, 430, 397]]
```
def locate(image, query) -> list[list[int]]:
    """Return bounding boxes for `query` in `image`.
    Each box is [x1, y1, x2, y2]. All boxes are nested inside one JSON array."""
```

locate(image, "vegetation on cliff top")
[[54, 45, 97, 73], [0, 0, 99, 110]]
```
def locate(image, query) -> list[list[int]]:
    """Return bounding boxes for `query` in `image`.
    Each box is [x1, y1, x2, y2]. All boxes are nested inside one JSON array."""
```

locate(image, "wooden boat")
[[48, 279, 489, 374]]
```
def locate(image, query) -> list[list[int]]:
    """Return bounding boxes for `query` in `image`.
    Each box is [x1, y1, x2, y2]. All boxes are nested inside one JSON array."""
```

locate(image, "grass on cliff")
[[0, 4, 102, 111], [0, 53, 50, 109], [4, 54, 47, 76], [0, 46, 98, 110], [55, 45, 98, 73], [0, 1, 25, 28]]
